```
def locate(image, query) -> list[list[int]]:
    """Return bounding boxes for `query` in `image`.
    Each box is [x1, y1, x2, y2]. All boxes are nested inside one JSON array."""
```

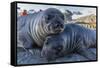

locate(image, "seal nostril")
[[54, 24, 59, 28], [57, 24, 60, 27], [54, 23, 64, 29]]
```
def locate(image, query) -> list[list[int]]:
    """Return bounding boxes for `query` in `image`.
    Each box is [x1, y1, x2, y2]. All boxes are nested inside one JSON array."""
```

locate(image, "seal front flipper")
[[77, 48, 96, 60]]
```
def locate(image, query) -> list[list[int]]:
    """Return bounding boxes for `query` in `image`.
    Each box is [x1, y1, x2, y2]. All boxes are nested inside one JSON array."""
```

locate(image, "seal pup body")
[[41, 24, 96, 60], [17, 8, 64, 48]]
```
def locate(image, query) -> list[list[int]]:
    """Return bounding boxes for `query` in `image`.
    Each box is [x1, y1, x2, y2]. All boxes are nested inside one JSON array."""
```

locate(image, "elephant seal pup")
[[17, 8, 64, 48], [41, 24, 96, 61]]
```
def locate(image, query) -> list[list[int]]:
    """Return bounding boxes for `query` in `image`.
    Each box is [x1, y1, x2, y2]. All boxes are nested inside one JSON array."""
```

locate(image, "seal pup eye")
[[47, 14, 55, 20], [47, 16, 51, 20], [44, 38, 50, 45]]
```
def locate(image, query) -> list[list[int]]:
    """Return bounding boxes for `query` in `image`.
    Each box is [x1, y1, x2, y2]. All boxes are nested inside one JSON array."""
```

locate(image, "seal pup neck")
[[31, 12, 49, 46]]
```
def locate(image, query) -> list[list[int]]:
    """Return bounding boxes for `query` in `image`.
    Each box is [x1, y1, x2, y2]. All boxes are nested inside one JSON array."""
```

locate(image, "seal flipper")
[[77, 48, 96, 60]]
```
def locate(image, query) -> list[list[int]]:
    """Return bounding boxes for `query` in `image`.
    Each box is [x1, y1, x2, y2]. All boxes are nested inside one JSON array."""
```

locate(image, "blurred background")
[[17, 3, 96, 30]]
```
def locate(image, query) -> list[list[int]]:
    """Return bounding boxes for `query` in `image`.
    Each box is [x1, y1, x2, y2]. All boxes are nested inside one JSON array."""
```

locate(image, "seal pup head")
[[31, 8, 64, 46], [41, 35, 65, 61], [43, 8, 64, 34]]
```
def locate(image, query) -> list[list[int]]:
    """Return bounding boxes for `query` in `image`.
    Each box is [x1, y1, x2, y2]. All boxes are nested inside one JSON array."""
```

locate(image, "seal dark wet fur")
[[17, 8, 64, 48], [41, 24, 96, 61]]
